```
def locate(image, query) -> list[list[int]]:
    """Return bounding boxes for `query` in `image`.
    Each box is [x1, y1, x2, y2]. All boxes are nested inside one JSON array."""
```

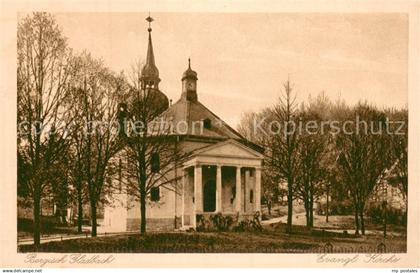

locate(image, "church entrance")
[[203, 180, 216, 212]]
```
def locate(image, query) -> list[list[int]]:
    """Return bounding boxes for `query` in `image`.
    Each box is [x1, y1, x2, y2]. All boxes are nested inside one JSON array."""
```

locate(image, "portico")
[[180, 139, 263, 229]]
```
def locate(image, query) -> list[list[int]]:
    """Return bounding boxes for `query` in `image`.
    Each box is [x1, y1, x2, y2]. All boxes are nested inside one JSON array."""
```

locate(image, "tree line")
[[17, 12, 187, 246], [238, 81, 408, 235]]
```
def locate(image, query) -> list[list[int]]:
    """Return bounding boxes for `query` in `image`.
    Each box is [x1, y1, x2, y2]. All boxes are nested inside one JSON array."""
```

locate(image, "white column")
[[181, 169, 186, 227], [216, 165, 222, 212], [235, 166, 242, 213], [193, 164, 202, 228], [255, 167, 262, 213], [245, 169, 250, 208]]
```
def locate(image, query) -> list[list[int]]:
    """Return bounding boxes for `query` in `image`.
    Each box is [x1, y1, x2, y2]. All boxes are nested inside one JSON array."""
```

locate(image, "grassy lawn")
[[18, 218, 90, 240], [19, 223, 406, 253], [18, 227, 89, 240]]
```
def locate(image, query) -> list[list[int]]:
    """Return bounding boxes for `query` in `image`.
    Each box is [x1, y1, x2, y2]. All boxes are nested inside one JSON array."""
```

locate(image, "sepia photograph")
[[15, 11, 409, 254], [1, 0, 419, 270]]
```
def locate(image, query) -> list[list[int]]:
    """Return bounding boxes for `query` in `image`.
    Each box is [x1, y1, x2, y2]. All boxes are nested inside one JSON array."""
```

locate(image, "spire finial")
[[146, 12, 153, 32], [188, 58, 191, 69]]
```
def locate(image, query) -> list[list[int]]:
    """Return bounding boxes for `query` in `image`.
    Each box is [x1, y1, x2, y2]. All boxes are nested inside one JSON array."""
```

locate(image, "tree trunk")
[[286, 178, 293, 233], [360, 207, 365, 235], [404, 198, 408, 226], [325, 183, 329, 223], [140, 189, 146, 234], [354, 206, 360, 235], [309, 193, 314, 228], [304, 198, 310, 227], [33, 193, 41, 247], [140, 176, 147, 234], [383, 202, 387, 238], [90, 200, 97, 237], [77, 181, 83, 233]]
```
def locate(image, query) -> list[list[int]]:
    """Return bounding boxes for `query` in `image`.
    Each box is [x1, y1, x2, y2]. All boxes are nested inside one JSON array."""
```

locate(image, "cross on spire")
[[146, 13, 154, 32]]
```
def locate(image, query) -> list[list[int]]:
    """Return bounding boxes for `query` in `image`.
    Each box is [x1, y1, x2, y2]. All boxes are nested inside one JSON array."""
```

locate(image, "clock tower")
[[181, 58, 198, 102]]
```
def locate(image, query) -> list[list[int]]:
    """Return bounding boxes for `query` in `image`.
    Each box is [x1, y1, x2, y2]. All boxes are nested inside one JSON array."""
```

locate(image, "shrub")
[[195, 214, 207, 232], [210, 213, 234, 231], [366, 206, 406, 225], [317, 200, 353, 216], [386, 208, 405, 225], [195, 214, 235, 231], [233, 212, 262, 232], [195, 212, 262, 232], [18, 216, 63, 233]]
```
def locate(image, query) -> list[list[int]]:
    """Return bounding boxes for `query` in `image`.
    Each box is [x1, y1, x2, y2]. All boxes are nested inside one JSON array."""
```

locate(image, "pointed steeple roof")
[[141, 15, 160, 81], [137, 14, 167, 110]]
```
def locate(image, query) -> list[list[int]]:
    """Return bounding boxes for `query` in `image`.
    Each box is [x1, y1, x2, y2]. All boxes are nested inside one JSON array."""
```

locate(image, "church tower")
[[138, 15, 169, 111], [140, 15, 161, 90], [181, 58, 198, 102]]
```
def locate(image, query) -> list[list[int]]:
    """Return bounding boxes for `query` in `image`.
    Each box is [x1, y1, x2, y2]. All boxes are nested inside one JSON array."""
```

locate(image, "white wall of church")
[[126, 187, 177, 219], [103, 193, 128, 232]]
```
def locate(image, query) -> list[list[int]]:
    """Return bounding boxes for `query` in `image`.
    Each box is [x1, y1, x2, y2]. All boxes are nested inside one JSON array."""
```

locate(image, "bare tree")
[[240, 81, 301, 232], [336, 103, 392, 235], [66, 84, 88, 233], [120, 61, 190, 234], [17, 12, 73, 246], [67, 52, 126, 236], [387, 108, 408, 225], [294, 109, 328, 228], [265, 80, 300, 233], [70, 137, 87, 233], [388, 109, 408, 199], [237, 109, 270, 144]]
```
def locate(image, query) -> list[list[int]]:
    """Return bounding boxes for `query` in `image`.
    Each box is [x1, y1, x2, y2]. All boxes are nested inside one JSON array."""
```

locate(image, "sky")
[[48, 12, 407, 127]]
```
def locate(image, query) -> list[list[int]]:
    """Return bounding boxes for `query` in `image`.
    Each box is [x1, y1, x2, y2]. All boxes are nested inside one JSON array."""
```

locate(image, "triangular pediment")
[[195, 139, 264, 159]]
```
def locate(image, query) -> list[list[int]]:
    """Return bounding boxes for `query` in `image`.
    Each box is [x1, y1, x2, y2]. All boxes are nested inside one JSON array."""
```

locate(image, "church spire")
[[141, 14, 160, 90]]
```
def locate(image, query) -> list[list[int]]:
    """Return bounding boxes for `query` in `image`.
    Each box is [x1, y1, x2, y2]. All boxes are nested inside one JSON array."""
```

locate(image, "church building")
[[103, 16, 264, 232]]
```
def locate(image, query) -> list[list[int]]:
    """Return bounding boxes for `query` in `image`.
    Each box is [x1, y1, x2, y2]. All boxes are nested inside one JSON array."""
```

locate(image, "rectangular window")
[[151, 187, 160, 202], [203, 118, 212, 129], [250, 189, 254, 203], [151, 153, 160, 173]]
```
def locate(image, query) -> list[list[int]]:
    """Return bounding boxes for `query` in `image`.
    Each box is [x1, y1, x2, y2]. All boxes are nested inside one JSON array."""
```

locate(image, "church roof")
[[159, 97, 244, 140], [191, 139, 264, 159]]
